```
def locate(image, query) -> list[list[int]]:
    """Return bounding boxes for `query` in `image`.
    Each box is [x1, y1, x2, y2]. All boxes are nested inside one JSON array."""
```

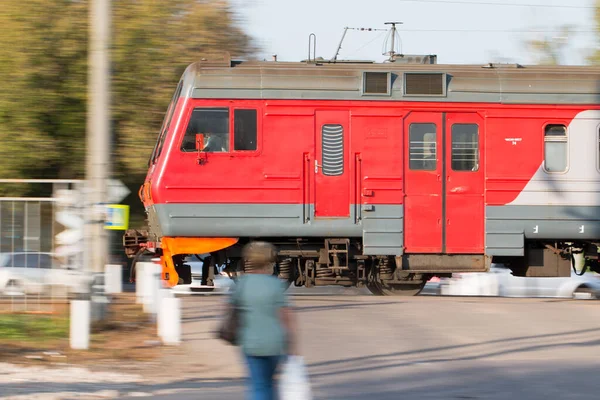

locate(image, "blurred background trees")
[[1, 0, 600, 227], [590, 0, 600, 64], [0, 0, 256, 212]]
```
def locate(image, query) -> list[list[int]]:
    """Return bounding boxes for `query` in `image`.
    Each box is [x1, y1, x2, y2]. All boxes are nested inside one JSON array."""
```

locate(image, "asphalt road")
[[137, 291, 600, 400]]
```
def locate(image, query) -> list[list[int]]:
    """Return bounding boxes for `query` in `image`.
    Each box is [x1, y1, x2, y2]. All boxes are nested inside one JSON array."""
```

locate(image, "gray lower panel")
[[362, 205, 404, 256], [486, 205, 600, 256], [150, 204, 403, 254]]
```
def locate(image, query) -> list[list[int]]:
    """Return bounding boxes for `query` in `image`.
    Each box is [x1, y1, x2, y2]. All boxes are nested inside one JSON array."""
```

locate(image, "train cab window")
[[543, 124, 567, 173], [181, 108, 229, 152], [409, 123, 437, 170], [451, 124, 479, 171], [234, 109, 257, 151]]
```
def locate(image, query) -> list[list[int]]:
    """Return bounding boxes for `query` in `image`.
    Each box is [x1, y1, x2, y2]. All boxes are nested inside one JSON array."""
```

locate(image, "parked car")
[[0, 251, 86, 296], [171, 255, 234, 295], [438, 264, 600, 299]]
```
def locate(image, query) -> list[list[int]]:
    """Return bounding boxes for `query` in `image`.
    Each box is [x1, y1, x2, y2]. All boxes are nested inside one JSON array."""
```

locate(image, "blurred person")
[[228, 241, 297, 400], [203, 131, 225, 152]]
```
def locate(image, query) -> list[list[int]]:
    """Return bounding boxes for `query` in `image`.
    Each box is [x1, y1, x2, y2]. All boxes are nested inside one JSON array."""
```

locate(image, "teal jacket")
[[229, 273, 290, 356]]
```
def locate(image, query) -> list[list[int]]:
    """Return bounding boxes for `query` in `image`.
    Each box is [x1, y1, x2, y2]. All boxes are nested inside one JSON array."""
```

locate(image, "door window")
[[409, 123, 437, 171], [451, 124, 479, 171]]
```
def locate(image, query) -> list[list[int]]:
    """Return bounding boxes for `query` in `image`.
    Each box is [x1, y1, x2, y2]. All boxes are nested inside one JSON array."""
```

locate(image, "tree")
[[524, 25, 573, 65], [0, 0, 257, 200], [588, 0, 600, 64]]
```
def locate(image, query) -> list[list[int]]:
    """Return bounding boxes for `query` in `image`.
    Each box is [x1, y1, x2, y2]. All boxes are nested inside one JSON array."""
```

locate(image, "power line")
[[398, 28, 596, 33], [394, 0, 595, 9]]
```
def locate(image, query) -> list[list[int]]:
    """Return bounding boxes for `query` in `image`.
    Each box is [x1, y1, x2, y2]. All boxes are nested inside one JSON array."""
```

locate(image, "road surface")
[[145, 291, 600, 399], [2, 292, 600, 399]]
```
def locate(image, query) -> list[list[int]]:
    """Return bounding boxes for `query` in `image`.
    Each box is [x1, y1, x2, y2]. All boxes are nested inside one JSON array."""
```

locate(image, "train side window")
[[409, 123, 437, 171], [181, 108, 229, 152], [451, 124, 479, 171], [234, 109, 257, 151], [543, 124, 567, 173]]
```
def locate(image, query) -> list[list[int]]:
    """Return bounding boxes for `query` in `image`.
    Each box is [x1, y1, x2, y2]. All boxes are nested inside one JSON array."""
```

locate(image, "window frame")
[[542, 122, 569, 174], [408, 122, 438, 171], [450, 123, 480, 172], [232, 107, 260, 154], [178, 102, 262, 157]]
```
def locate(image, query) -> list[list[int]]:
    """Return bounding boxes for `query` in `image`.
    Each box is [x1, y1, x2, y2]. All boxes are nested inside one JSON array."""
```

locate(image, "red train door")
[[404, 112, 484, 254], [444, 112, 484, 253], [314, 110, 350, 218], [404, 112, 443, 253]]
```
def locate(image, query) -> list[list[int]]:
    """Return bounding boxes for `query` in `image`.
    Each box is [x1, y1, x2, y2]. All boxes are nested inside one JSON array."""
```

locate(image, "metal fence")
[[0, 179, 83, 314]]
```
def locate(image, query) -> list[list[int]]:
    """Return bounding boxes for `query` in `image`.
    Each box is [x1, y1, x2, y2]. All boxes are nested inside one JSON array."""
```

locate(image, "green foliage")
[[0, 0, 256, 200], [525, 25, 573, 65], [589, 0, 600, 64], [0, 314, 69, 342]]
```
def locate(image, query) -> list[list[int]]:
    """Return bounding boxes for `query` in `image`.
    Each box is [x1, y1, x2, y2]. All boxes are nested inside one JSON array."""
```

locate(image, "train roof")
[[180, 52, 600, 105]]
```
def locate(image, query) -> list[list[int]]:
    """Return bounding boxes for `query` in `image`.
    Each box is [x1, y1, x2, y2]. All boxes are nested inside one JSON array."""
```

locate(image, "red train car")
[[125, 51, 600, 296]]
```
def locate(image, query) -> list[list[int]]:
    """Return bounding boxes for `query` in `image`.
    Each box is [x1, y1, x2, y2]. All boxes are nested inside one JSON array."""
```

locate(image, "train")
[[123, 45, 600, 296]]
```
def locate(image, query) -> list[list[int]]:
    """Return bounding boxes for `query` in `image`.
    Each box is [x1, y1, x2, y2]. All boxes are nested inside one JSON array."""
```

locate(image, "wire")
[[398, 28, 596, 33], [393, 0, 595, 9], [343, 31, 388, 58]]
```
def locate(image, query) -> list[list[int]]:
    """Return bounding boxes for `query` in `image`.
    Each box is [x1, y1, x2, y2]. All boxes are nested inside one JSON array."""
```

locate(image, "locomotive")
[[124, 43, 600, 296]]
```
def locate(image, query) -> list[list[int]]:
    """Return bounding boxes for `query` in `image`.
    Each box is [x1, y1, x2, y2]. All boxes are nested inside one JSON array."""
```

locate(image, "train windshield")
[[149, 80, 184, 165]]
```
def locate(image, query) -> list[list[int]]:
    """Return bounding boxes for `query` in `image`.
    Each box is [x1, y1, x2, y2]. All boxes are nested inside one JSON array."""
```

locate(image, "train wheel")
[[366, 275, 427, 296]]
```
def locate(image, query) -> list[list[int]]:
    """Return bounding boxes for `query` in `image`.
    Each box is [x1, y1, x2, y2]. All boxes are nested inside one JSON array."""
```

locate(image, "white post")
[[70, 300, 90, 350], [573, 252, 585, 274], [160, 297, 181, 345], [157, 288, 174, 339], [105, 264, 122, 294], [142, 261, 161, 314], [135, 261, 146, 304]]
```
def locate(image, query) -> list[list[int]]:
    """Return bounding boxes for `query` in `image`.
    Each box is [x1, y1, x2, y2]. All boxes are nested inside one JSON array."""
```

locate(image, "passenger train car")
[[125, 51, 600, 296]]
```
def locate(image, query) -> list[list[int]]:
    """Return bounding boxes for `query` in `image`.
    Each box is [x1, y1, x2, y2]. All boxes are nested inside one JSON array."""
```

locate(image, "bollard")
[[70, 300, 90, 350], [573, 252, 585, 274], [105, 264, 123, 294], [142, 261, 161, 314], [159, 297, 181, 345], [135, 261, 146, 304], [145, 272, 161, 317], [157, 288, 174, 339]]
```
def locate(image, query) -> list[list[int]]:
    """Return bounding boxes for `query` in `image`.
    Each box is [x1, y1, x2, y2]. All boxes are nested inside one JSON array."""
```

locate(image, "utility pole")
[[86, 0, 111, 276]]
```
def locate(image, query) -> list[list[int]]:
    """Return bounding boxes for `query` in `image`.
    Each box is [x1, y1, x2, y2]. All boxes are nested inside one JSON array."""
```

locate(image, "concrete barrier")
[[135, 261, 146, 304], [70, 300, 90, 350], [142, 261, 162, 314], [157, 288, 174, 339], [105, 264, 122, 294], [159, 296, 181, 345]]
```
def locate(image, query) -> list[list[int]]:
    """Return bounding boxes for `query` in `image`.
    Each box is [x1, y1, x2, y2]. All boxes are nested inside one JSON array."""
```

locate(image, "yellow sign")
[[104, 204, 130, 230]]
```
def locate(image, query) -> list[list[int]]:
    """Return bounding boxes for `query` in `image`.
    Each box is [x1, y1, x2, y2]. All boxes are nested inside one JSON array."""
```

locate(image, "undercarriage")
[[123, 231, 600, 296]]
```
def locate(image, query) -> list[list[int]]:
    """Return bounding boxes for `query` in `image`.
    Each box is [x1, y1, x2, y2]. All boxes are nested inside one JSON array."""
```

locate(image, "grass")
[[0, 313, 69, 342], [0, 294, 163, 365]]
